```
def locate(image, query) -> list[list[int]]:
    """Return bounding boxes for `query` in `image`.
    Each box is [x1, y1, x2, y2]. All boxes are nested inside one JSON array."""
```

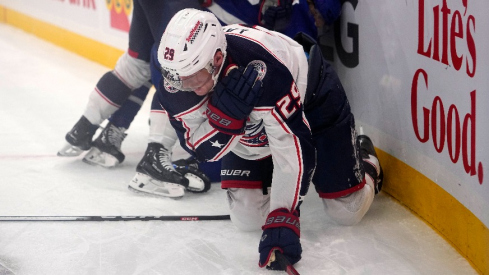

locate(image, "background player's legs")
[[108, 82, 152, 130], [58, 53, 151, 157], [79, 0, 204, 161], [58, 0, 154, 157], [83, 83, 152, 167]]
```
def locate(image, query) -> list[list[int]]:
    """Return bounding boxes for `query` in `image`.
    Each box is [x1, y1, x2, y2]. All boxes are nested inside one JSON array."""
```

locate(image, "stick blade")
[[275, 251, 300, 275]]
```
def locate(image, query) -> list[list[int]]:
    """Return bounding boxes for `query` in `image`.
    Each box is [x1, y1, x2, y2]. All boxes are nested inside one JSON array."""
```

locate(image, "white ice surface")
[[0, 23, 478, 275]]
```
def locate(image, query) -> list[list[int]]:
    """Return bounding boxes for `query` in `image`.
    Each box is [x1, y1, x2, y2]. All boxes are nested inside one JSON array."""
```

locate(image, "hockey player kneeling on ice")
[[153, 9, 383, 270]]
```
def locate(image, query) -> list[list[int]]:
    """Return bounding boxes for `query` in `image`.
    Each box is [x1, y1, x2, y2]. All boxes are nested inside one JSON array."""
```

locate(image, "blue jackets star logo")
[[210, 140, 224, 148]]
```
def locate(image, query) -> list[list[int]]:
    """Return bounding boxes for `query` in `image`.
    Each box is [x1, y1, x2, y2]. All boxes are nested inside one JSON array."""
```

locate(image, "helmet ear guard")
[[158, 9, 227, 91]]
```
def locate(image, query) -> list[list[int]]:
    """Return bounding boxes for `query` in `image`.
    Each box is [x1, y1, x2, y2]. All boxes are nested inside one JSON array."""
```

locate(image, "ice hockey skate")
[[173, 158, 212, 193], [83, 122, 126, 168], [58, 116, 98, 157], [358, 134, 384, 194], [128, 143, 188, 198]]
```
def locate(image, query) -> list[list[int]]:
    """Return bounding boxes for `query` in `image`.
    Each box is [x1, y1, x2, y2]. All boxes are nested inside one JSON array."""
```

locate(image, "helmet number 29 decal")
[[164, 47, 175, 61]]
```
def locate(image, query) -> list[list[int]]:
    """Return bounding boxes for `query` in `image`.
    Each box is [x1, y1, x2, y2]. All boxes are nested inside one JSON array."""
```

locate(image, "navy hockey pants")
[[304, 60, 365, 199]]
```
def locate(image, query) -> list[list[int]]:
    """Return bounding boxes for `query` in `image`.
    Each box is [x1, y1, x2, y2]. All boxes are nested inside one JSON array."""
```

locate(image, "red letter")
[[411, 69, 430, 143], [450, 11, 463, 71], [440, 0, 451, 65], [417, 0, 432, 58], [462, 90, 476, 175], [431, 96, 445, 153], [466, 15, 476, 77], [447, 105, 460, 163]]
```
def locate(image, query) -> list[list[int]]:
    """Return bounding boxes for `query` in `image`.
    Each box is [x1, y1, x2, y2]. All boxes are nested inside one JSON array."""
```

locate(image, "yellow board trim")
[[378, 149, 488, 275], [1, 4, 488, 275], [0, 6, 123, 68]]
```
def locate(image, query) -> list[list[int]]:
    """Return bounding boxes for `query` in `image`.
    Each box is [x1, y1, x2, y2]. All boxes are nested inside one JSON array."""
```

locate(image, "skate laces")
[[104, 124, 126, 149], [156, 146, 175, 171]]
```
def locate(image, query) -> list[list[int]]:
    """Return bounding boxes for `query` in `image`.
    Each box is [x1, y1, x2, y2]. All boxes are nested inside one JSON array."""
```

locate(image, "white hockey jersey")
[[156, 24, 315, 211]]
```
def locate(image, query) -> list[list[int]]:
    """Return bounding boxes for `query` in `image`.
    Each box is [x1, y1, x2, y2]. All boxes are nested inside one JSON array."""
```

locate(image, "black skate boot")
[[58, 116, 98, 156], [128, 143, 188, 198], [173, 158, 212, 193], [83, 122, 127, 168], [358, 135, 384, 194]]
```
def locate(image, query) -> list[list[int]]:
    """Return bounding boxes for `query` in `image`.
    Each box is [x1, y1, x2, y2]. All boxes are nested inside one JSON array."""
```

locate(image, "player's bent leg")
[[320, 134, 383, 225], [322, 177, 375, 226], [113, 51, 151, 90], [227, 188, 270, 231], [83, 52, 150, 126], [148, 105, 178, 148], [221, 153, 273, 231], [108, 82, 151, 130], [83, 71, 132, 125]]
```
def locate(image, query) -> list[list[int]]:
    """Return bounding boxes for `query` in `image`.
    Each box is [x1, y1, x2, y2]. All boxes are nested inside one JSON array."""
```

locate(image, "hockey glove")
[[173, 158, 211, 193], [259, 0, 293, 32], [258, 208, 302, 270], [207, 64, 263, 135]]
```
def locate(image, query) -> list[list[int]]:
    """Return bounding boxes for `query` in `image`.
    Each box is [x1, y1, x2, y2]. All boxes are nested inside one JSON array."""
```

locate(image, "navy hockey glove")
[[258, 208, 302, 270], [260, 0, 293, 32], [207, 64, 263, 135], [173, 158, 211, 193]]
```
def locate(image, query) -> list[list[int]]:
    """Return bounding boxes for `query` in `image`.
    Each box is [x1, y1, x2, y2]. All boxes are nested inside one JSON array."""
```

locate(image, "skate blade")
[[83, 147, 119, 168], [57, 142, 84, 157], [128, 172, 185, 198]]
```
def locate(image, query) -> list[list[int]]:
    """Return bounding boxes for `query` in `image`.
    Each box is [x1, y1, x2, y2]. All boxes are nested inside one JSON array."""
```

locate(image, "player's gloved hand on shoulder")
[[258, 208, 302, 270], [207, 64, 263, 135], [259, 0, 293, 32], [173, 158, 211, 193]]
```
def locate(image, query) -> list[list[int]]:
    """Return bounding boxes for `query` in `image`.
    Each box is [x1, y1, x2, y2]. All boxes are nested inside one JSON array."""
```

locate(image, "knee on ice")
[[322, 182, 375, 226], [226, 188, 269, 231]]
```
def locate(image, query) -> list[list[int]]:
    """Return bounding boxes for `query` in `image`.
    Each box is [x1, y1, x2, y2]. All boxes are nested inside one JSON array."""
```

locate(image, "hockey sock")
[[83, 71, 133, 125], [109, 84, 150, 129]]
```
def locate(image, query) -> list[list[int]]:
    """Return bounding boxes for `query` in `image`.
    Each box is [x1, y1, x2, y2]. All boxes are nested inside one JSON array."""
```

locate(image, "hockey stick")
[[274, 251, 300, 275], [0, 215, 230, 222]]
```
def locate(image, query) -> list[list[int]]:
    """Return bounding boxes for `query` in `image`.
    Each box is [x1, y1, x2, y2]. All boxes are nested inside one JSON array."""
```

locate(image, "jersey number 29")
[[276, 84, 301, 119]]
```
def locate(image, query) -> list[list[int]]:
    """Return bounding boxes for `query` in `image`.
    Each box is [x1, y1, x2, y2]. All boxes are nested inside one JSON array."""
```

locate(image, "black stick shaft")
[[0, 215, 230, 222]]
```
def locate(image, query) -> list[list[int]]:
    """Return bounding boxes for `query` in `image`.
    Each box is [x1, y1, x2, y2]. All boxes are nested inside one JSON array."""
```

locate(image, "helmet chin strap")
[[210, 51, 226, 91]]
